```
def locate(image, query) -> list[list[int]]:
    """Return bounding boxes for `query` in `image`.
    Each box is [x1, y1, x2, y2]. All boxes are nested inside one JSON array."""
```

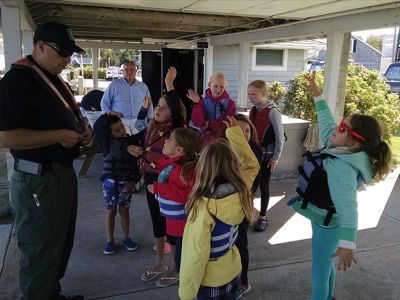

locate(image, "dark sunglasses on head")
[[338, 119, 366, 141], [44, 42, 73, 58]]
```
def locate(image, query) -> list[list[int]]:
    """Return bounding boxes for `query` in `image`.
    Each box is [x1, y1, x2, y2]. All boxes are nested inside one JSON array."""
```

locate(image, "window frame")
[[252, 48, 288, 71]]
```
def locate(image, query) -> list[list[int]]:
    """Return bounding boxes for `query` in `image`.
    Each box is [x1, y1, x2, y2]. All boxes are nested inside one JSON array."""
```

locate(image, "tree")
[[366, 35, 383, 52], [283, 65, 400, 140]]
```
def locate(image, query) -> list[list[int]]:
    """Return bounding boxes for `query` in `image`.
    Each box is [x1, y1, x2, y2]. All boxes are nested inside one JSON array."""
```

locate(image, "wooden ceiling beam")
[[37, 16, 219, 33], [26, 2, 265, 29], [68, 26, 184, 40]]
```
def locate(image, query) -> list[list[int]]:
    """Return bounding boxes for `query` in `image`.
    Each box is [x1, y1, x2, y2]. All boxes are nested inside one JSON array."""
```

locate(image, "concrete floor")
[[1, 154, 400, 300]]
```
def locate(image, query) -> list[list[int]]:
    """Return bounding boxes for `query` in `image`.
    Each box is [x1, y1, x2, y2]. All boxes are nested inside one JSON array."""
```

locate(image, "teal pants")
[[311, 222, 339, 300], [11, 167, 78, 300]]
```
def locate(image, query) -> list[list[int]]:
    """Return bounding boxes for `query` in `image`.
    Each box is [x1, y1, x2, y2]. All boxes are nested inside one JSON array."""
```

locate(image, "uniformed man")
[[0, 22, 90, 300]]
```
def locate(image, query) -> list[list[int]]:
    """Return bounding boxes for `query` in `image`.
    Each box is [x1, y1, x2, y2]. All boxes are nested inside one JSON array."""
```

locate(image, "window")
[[252, 48, 288, 71], [350, 39, 357, 53]]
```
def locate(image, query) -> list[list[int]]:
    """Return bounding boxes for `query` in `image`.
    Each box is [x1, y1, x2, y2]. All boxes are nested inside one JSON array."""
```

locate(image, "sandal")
[[155, 275, 179, 287], [140, 265, 168, 282]]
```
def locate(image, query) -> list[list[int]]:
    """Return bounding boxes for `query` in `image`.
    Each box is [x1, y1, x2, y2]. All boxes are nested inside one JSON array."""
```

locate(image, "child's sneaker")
[[236, 283, 251, 299], [103, 241, 115, 255], [122, 238, 139, 251]]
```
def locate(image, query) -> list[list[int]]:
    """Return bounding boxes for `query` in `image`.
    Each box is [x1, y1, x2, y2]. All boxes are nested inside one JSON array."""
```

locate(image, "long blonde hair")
[[186, 139, 253, 222]]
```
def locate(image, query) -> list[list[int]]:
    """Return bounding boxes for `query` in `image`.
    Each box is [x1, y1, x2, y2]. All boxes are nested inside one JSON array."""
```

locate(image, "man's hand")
[[186, 89, 200, 104], [332, 247, 357, 271], [127, 145, 143, 157], [107, 111, 123, 117], [57, 129, 83, 148], [81, 126, 92, 145]]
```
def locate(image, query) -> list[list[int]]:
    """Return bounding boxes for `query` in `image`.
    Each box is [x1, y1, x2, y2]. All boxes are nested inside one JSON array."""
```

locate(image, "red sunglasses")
[[338, 119, 366, 141]]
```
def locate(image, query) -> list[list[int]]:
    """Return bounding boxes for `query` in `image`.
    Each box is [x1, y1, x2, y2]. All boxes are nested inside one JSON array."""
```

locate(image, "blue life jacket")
[[295, 150, 336, 226], [155, 165, 186, 220], [210, 216, 239, 259], [203, 97, 230, 120]]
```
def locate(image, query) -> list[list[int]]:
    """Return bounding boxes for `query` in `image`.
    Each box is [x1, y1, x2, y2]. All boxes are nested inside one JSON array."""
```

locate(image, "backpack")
[[296, 150, 336, 226]]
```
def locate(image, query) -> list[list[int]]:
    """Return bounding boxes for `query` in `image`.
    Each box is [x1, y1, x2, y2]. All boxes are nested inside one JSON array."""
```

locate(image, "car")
[[106, 66, 121, 80], [309, 61, 325, 71], [384, 63, 400, 94]]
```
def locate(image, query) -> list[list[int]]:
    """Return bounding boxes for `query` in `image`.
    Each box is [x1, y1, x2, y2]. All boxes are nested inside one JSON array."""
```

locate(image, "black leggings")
[[259, 160, 272, 217], [236, 218, 249, 285], [145, 173, 166, 238]]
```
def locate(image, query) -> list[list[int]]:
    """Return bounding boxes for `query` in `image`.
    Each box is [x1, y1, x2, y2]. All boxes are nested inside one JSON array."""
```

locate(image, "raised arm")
[[223, 116, 260, 188]]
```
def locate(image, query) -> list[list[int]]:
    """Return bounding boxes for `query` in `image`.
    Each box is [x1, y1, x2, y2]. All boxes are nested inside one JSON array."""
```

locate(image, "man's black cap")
[[33, 21, 85, 54]]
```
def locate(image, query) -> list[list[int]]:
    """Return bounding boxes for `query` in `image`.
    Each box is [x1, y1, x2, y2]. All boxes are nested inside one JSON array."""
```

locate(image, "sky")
[[353, 27, 396, 40]]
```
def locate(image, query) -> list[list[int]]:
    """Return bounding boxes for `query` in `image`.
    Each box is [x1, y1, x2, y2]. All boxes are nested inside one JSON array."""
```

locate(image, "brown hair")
[[173, 128, 201, 184], [148, 95, 186, 130], [234, 113, 259, 145], [349, 114, 392, 181], [186, 139, 254, 222]]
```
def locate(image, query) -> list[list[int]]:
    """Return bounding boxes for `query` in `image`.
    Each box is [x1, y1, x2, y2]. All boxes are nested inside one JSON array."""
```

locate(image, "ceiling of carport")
[[23, 0, 400, 44]]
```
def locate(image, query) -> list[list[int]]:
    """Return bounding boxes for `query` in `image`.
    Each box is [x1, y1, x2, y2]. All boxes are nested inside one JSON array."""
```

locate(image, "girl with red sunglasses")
[[291, 71, 392, 300]]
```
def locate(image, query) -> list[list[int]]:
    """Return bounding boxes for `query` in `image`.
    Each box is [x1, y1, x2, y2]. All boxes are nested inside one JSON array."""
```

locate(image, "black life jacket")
[[102, 138, 140, 182], [296, 150, 336, 226]]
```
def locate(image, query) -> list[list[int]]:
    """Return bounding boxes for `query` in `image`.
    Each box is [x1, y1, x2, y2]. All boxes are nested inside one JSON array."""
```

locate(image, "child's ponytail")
[[370, 140, 392, 181], [350, 114, 392, 181], [173, 128, 201, 184]]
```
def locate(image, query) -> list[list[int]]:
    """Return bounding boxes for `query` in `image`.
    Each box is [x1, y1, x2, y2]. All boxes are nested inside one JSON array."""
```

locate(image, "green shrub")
[[268, 81, 286, 105], [83, 66, 93, 79], [283, 65, 400, 141], [83, 66, 107, 79], [98, 67, 106, 79]]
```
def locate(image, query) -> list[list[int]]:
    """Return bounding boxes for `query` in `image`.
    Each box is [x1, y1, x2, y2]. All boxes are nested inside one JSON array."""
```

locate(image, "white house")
[[213, 40, 325, 106]]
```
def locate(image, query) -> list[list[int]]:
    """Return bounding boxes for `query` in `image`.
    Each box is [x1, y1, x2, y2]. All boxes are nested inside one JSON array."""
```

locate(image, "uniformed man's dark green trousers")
[[11, 166, 78, 300]]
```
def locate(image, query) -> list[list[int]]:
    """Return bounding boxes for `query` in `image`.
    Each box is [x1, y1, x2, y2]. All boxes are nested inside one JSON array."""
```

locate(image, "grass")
[[389, 136, 400, 167]]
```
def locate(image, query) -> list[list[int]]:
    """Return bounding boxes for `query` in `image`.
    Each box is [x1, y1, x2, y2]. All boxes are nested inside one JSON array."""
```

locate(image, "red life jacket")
[[249, 105, 275, 147], [141, 122, 172, 175]]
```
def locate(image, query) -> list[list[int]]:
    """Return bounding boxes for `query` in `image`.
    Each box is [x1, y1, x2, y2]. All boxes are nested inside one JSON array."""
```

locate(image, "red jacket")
[[153, 155, 194, 237]]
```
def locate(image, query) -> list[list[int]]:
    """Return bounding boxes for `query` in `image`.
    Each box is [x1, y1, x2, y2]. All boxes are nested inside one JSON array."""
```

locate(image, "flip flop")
[[140, 265, 168, 282], [155, 275, 179, 288]]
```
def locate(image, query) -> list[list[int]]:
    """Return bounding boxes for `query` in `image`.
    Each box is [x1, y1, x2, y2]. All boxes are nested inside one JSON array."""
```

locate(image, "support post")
[[323, 32, 351, 121], [238, 42, 250, 110], [1, 6, 22, 70], [92, 47, 99, 90], [22, 30, 33, 57]]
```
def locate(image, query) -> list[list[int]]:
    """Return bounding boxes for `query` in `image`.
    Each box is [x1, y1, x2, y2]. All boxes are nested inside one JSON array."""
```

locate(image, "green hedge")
[[283, 65, 400, 141], [83, 66, 106, 79]]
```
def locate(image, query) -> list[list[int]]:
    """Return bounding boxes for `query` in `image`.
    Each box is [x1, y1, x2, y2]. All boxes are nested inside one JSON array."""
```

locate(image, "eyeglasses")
[[44, 42, 73, 58], [338, 119, 366, 141]]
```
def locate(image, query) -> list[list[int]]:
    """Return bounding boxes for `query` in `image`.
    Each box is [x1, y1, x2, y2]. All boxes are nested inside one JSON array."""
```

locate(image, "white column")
[[22, 30, 33, 56], [323, 32, 351, 121], [204, 38, 213, 93], [1, 6, 22, 70], [92, 47, 99, 89], [237, 42, 250, 109]]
